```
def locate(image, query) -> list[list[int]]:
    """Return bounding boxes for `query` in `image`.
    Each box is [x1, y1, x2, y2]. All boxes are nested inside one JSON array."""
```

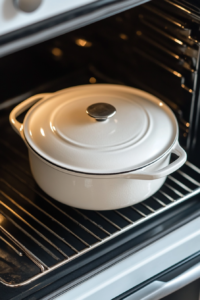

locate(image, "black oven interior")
[[0, 0, 200, 299], [2, 0, 200, 163]]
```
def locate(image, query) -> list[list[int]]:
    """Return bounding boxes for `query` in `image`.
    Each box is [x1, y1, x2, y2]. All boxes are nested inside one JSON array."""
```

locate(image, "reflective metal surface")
[[86, 103, 116, 121]]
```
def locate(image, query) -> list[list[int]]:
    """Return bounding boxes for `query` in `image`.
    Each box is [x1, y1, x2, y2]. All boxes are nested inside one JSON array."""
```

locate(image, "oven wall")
[[1, 0, 200, 161]]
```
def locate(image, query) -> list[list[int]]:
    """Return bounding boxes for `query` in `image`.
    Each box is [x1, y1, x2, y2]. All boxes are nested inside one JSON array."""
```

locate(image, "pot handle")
[[9, 93, 51, 139], [120, 142, 186, 180]]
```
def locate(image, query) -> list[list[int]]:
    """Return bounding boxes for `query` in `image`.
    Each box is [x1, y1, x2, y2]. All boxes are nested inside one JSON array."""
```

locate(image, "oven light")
[[51, 47, 63, 57], [40, 128, 45, 136], [75, 39, 92, 47], [119, 33, 128, 40], [136, 31, 142, 36], [89, 77, 96, 84]]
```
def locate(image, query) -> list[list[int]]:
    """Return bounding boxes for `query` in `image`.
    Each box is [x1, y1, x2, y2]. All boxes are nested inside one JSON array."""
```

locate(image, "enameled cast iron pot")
[[9, 84, 186, 210]]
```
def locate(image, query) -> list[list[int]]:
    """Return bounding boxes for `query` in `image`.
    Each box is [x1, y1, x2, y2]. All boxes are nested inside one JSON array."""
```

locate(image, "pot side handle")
[[9, 93, 51, 139], [120, 142, 187, 180]]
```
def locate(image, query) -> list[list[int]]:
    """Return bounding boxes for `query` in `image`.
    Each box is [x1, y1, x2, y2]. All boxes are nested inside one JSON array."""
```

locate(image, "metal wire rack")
[[0, 120, 199, 288]]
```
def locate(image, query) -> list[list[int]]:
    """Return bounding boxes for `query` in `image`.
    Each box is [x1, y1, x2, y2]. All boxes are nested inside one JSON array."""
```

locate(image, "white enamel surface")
[[9, 87, 186, 210], [28, 149, 169, 210], [23, 85, 178, 174], [53, 95, 148, 149]]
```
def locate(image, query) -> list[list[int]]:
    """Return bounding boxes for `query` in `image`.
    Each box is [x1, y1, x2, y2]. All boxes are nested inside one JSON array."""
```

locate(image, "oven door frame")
[[117, 254, 200, 300], [38, 211, 200, 300]]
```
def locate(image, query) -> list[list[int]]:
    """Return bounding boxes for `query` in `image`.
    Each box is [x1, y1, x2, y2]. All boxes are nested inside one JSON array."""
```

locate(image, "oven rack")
[[0, 131, 199, 287]]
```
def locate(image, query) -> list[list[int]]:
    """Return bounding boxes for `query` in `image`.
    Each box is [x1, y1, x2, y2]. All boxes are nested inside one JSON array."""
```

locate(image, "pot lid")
[[24, 84, 178, 174]]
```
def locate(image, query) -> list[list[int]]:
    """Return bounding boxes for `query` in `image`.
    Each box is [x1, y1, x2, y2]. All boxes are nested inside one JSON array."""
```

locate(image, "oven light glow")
[[51, 47, 63, 57], [119, 33, 128, 40], [159, 102, 163, 106], [136, 31, 142, 36], [89, 77, 96, 84], [75, 39, 92, 47], [40, 128, 45, 136]]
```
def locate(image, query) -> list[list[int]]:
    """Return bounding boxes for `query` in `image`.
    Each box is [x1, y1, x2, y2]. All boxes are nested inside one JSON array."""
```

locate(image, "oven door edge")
[[39, 214, 200, 300], [120, 255, 200, 300]]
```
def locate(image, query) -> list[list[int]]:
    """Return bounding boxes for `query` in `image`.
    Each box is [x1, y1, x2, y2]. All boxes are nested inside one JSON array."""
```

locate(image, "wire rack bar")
[[0, 159, 199, 287]]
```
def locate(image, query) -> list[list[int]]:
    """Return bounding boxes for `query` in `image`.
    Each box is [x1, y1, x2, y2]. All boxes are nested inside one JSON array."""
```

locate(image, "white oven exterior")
[[0, 0, 97, 35]]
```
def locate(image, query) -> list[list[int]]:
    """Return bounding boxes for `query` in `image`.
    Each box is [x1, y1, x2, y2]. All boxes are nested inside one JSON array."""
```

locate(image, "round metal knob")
[[13, 0, 42, 13], [86, 103, 116, 121]]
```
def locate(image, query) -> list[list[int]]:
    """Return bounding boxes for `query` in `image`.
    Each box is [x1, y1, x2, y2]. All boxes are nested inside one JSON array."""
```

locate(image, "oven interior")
[[0, 0, 200, 298]]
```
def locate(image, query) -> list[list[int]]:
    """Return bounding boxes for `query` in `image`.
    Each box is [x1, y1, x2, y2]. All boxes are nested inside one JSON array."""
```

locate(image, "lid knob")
[[86, 103, 116, 121]]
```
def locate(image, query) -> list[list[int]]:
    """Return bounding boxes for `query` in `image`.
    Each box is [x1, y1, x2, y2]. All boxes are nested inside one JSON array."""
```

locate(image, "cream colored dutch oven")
[[9, 84, 186, 210]]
